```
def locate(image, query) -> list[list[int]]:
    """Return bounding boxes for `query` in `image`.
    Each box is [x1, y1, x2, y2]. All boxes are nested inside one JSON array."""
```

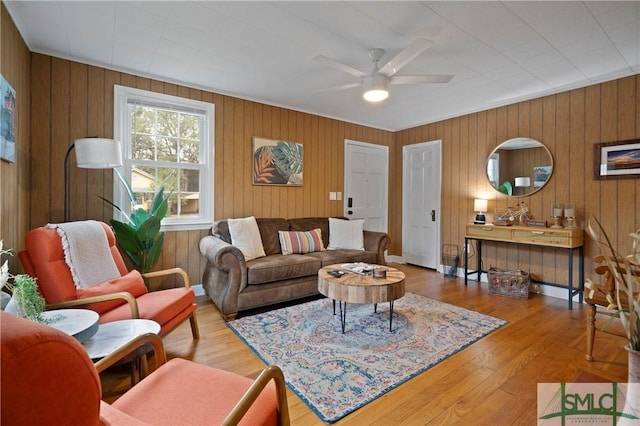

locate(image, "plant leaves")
[[114, 168, 136, 204], [110, 220, 142, 253], [137, 216, 161, 247], [145, 233, 165, 271]]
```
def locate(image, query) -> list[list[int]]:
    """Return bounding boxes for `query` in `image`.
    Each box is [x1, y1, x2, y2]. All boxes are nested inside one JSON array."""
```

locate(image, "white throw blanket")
[[47, 221, 121, 289]]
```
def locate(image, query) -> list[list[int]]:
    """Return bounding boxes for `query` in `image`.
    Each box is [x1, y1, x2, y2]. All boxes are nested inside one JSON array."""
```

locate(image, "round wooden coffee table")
[[318, 264, 405, 333]]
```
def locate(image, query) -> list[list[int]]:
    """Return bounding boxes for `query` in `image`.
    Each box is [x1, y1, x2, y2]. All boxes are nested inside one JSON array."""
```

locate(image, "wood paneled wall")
[[27, 53, 393, 286], [0, 2, 31, 275], [395, 76, 639, 286], [4, 6, 638, 290]]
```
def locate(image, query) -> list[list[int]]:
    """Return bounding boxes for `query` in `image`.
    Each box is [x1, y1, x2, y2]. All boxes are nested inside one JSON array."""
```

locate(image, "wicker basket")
[[488, 267, 530, 299]]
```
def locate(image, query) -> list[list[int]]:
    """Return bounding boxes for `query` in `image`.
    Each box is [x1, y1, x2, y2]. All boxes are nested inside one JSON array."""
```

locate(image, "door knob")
[[431, 210, 436, 221]]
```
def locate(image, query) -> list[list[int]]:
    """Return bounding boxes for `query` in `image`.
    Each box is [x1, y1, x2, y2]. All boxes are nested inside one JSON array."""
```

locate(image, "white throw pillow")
[[327, 218, 365, 251], [228, 216, 266, 261]]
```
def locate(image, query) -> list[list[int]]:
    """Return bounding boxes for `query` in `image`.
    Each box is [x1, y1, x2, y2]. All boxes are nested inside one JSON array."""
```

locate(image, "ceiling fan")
[[314, 38, 453, 102]]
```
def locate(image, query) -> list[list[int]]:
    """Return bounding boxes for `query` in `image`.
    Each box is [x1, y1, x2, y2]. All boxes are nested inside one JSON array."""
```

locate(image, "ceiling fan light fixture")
[[363, 74, 389, 102]]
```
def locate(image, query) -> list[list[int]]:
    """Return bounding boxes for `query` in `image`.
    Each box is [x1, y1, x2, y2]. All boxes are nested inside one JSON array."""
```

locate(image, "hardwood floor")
[[101, 263, 630, 425]]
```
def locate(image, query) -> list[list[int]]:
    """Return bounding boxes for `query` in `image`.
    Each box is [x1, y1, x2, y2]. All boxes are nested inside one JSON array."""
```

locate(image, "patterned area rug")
[[227, 292, 507, 423]]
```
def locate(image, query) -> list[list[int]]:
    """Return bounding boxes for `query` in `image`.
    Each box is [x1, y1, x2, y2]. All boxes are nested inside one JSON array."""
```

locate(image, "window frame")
[[113, 85, 214, 231]]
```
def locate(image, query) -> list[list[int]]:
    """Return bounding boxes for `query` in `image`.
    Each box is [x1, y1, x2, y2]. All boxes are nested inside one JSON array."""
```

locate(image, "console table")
[[464, 224, 584, 309]]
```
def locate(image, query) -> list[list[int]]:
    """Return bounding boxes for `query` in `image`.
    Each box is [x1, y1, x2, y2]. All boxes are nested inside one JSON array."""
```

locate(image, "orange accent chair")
[[18, 222, 199, 339], [0, 311, 289, 425]]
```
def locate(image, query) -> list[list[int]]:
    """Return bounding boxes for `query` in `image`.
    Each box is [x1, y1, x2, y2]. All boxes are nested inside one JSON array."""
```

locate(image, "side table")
[[85, 319, 161, 384], [41, 309, 99, 343]]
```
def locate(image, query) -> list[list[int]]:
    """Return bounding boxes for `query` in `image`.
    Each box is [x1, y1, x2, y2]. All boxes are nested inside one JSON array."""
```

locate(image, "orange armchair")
[[0, 312, 289, 425], [18, 221, 199, 339]]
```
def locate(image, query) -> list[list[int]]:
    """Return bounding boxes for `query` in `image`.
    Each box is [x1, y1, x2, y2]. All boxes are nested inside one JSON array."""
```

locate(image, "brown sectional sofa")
[[199, 217, 390, 319]]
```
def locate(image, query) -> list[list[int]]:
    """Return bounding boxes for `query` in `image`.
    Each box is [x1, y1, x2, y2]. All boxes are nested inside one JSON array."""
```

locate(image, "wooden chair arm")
[[46, 292, 140, 318], [222, 365, 290, 426], [143, 267, 191, 289], [94, 333, 166, 374]]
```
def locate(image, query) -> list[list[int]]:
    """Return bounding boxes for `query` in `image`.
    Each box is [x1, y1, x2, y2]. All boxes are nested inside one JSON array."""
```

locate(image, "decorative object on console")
[[65, 138, 122, 222], [495, 202, 531, 225], [551, 202, 564, 229], [473, 199, 488, 224], [526, 219, 548, 228], [563, 203, 577, 230]]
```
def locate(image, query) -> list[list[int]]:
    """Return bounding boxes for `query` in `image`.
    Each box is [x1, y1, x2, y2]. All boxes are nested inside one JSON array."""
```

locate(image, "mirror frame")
[[486, 137, 554, 197]]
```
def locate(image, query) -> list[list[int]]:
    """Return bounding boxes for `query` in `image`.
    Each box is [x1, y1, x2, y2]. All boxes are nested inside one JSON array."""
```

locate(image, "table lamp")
[[473, 199, 488, 224]]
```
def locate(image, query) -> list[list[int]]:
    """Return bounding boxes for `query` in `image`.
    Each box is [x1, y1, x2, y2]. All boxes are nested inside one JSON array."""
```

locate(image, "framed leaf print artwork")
[[252, 137, 303, 186]]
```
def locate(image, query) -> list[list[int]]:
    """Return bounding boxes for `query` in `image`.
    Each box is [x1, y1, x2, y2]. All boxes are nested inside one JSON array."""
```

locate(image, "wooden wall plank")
[[397, 76, 638, 294], [8, 11, 638, 291]]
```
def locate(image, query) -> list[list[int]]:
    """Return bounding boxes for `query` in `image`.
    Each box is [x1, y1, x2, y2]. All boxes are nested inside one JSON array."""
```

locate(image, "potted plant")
[[585, 217, 640, 384], [99, 169, 172, 275], [1, 240, 50, 323]]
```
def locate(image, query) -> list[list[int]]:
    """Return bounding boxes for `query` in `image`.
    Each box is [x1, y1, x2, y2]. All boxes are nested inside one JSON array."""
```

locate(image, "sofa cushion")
[[216, 218, 289, 255], [288, 217, 331, 249], [247, 255, 321, 285], [328, 218, 364, 250], [228, 217, 266, 261], [304, 249, 377, 267], [256, 218, 289, 255], [278, 229, 325, 255]]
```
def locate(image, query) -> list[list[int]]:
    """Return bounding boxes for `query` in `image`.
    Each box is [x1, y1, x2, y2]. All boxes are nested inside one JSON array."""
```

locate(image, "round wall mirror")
[[486, 137, 553, 196]]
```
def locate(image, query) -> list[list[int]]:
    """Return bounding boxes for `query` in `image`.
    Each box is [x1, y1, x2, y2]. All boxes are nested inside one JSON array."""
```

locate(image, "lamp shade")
[[363, 74, 389, 102], [74, 138, 122, 169], [514, 177, 531, 187], [473, 199, 488, 213]]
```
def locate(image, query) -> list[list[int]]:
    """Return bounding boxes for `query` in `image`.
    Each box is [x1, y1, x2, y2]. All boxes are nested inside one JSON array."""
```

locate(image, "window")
[[114, 86, 214, 231], [487, 153, 499, 187]]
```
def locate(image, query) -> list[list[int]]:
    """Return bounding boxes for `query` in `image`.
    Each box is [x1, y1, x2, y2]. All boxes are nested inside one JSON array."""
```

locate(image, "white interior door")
[[344, 140, 388, 232], [402, 140, 441, 269]]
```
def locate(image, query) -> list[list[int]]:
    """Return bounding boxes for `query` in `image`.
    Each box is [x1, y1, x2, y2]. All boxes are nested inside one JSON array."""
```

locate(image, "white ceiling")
[[5, 1, 639, 131]]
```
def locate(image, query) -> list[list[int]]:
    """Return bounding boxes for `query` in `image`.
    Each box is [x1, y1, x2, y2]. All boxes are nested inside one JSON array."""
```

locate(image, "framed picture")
[[252, 137, 303, 186], [1, 74, 16, 163], [594, 139, 640, 180], [533, 166, 551, 187]]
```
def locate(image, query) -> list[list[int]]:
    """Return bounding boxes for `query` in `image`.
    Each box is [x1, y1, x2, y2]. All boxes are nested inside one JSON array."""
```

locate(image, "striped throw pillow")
[[278, 228, 325, 255]]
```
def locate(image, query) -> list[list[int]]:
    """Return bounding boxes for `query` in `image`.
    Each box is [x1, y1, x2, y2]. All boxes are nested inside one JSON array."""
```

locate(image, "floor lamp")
[[64, 138, 122, 222]]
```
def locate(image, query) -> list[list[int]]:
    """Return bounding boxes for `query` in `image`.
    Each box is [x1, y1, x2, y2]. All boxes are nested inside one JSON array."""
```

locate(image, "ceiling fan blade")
[[390, 75, 453, 85], [378, 38, 433, 77], [314, 55, 367, 78], [322, 82, 362, 91]]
